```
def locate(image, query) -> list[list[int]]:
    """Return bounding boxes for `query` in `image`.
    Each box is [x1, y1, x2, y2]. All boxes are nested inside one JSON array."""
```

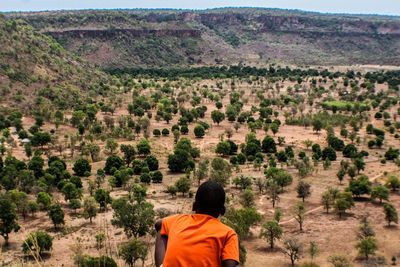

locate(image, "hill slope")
[[0, 14, 113, 113], [5, 8, 400, 68]]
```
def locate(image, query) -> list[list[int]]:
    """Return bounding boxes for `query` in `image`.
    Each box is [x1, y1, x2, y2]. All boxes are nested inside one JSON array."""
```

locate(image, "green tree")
[[0, 195, 20, 245], [210, 157, 232, 186], [137, 139, 151, 156], [262, 136, 277, 153], [118, 238, 148, 267], [37, 192, 52, 210], [296, 181, 311, 202], [22, 231, 53, 256], [223, 208, 262, 239], [356, 236, 377, 260], [284, 239, 303, 266], [293, 202, 306, 231], [105, 138, 119, 155], [69, 199, 81, 214], [194, 125, 205, 138], [334, 192, 354, 218], [175, 177, 191, 196], [83, 197, 98, 223], [62, 182, 82, 202], [240, 189, 255, 208], [370, 185, 390, 203], [386, 176, 400, 191], [73, 158, 91, 177], [260, 220, 283, 249], [211, 110, 225, 125], [48, 204, 65, 230], [111, 197, 155, 238], [120, 144, 136, 166], [383, 203, 398, 226], [215, 141, 231, 156], [94, 189, 112, 211]]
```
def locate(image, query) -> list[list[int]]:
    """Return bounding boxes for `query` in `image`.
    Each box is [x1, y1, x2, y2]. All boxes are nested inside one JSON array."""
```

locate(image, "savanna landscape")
[[0, 7, 400, 267]]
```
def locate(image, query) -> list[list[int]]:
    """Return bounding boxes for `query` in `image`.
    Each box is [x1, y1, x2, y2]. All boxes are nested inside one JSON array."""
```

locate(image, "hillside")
[[0, 14, 114, 113], [5, 8, 400, 68]]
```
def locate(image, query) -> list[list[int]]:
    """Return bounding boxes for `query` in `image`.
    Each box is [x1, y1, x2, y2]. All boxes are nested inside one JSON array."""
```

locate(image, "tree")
[[321, 190, 334, 213], [104, 155, 125, 175], [356, 236, 377, 260], [211, 110, 225, 125], [137, 139, 151, 156], [37, 192, 52, 210], [22, 231, 53, 256], [195, 159, 209, 185], [328, 255, 352, 267], [296, 181, 311, 202], [83, 197, 98, 223], [94, 189, 112, 211], [266, 180, 280, 208], [223, 208, 262, 239], [0, 195, 20, 245], [215, 141, 231, 156], [48, 204, 65, 230], [175, 177, 191, 196], [347, 175, 371, 197], [260, 220, 283, 249], [283, 239, 303, 266], [151, 171, 163, 183], [343, 144, 358, 158], [322, 147, 337, 161], [312, 119, 323, 134], [73, 158, 91, 177], [105, 138, 119, 155], [334, 192, 354, 218], [69, 199, 81, 214], [336, 167, 346, 184], [370, 185, 389, 203], [265, 167, 293, 190], [194, 125, 205, 138], [383, 203, 398, 226], [309, 241, 319, 261], [62, 182, 82, 202], [262, 136, 277, 153], [240, 189, 255, 208], [386, 176, 400, 191], [210, 157, 232, 186], [120, 144, 136, 166], [293, 202, 306, 231], [144, 155, 159, 171], [232, 175, 252, 190], [353, 157, 365, 174], [28, 156, 44, 178], [119, 238, 148, 267], [111, 197, 155, 238]]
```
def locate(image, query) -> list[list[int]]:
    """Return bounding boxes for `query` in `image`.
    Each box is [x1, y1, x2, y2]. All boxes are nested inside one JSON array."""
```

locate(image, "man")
[[155, 180, 239, 267]]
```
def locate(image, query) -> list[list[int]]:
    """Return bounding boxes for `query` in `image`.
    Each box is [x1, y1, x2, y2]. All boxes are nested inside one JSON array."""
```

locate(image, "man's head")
[[192, 180, 226, 218]]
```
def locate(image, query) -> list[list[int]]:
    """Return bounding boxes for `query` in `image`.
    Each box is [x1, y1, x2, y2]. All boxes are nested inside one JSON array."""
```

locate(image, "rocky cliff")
[[6, 8, 400, 67]]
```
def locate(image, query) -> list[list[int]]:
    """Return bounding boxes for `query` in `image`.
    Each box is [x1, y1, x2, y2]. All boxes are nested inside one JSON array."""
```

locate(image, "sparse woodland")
[[0, 13, 400, 267]]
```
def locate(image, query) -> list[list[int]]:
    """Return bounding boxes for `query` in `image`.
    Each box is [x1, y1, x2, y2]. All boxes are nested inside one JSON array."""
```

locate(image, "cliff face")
[[7, 9, 400, 67]]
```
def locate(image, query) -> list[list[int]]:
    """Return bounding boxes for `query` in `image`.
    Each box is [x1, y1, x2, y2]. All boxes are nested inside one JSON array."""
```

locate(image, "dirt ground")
[[1, 76, 400, 267]]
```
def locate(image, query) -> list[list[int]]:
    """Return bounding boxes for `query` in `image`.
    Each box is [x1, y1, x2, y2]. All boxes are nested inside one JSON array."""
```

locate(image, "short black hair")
[[193, 180, 226, 218]]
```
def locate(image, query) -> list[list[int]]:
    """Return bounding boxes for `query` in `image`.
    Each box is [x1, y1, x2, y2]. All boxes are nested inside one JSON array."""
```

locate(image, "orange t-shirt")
[[160, 214, 239, 267]]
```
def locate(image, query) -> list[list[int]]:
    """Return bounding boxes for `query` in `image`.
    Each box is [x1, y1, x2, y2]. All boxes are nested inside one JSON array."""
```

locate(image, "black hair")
[[193, 180, 226, 218]]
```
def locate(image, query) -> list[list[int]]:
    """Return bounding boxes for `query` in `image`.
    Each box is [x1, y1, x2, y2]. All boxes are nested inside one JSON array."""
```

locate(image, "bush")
[[153, 129, 161, 137], [162, 128, 170, 136], [144, 155, 159, 171], [151, 171, 163, 183], [72, 158, 91, 177], [104, 155, 125, 175], [22, 231, 53, 255], [194, 125, 205, 138], [140, 173, 151, 184], [77, 255, 117, 267]]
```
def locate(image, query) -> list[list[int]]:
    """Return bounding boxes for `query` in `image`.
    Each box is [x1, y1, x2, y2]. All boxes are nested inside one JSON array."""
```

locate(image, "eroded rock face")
[[8, 9, 400, 67], [46, 28, 201, 39]]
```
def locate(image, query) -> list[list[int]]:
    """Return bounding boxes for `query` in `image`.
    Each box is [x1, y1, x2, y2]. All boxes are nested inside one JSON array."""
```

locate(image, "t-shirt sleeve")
[[160, 214, 180, 236], [221, 230, 240, 263]]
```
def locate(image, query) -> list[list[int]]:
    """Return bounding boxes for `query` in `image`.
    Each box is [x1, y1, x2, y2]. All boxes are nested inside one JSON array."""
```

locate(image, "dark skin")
[[154, 202, 238, 267]]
